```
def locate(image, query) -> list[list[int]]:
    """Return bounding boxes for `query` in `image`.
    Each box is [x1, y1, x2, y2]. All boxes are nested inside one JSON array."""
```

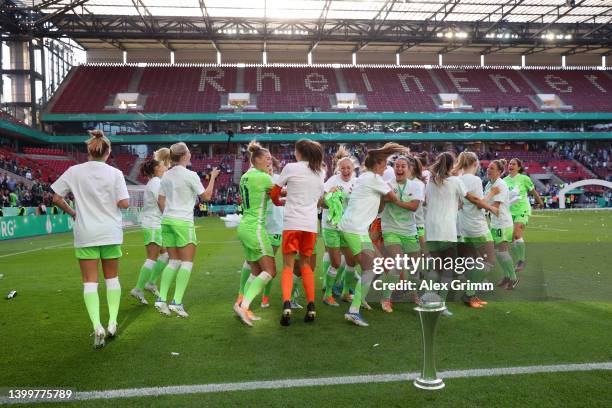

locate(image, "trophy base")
[[413, 377, 445, 390]]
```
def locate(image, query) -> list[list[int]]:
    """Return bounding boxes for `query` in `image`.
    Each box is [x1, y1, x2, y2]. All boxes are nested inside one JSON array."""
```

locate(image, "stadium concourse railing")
[[22, 131, 612, 144], [41, 111, 612, 122]]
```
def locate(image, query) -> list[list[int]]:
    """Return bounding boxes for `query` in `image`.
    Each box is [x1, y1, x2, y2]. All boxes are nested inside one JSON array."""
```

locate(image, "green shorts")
[[237, 223, 273, 262], [340, 231, 374, 256], [161, 217, 197, 248], [75, 244, 122, 260], [491, 227, 513, 245], [512, 212, 529, 225], [268, 232, 282, 247], [417, 226, 425, 238], [382, 231, 420, 253], [426, 241, 456, 252], [143, 227, 163, 246], [322, 228, 347, 249], [462, 231, 494, 244]]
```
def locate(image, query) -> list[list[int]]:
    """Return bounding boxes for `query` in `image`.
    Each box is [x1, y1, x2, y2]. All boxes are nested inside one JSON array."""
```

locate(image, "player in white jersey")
[[485, 159, 519, 290], [51, 130, 129, 348], [379, 155, 425, 312], [270, 139, 325, 326], [453, 152, 496, 308], [321, 147, 357, 307], [130, 155, 171, 305], [424, 152, 498, 316], [415, 153, 430, 254], [155, 142, 219, 318], [338, 143, 411, 327]]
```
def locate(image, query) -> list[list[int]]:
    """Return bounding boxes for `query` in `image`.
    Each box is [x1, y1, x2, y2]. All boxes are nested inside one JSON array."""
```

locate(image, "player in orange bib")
[[271, 139, 325, 326]]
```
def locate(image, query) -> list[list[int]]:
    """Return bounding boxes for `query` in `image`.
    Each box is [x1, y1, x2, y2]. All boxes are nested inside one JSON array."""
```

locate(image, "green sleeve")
[[524, 175, 534, 192]]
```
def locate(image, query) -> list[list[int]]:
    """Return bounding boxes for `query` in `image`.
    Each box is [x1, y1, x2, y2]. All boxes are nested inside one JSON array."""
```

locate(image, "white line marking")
[[0, 242, 72, 259], [1, 362, 610, 404], [529, 226, 570, 232]]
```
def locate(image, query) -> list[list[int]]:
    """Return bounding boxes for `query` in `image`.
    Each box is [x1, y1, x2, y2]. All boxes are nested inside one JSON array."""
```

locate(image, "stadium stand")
[[51, 66, 136, 113], [49, 66, 612, 114]]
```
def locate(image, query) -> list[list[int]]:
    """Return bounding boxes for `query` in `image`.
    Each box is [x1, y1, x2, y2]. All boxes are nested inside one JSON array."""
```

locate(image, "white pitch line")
[[1, 362, 610, 404], [0, 242, 72, 259], [529, 226, 570, 232]]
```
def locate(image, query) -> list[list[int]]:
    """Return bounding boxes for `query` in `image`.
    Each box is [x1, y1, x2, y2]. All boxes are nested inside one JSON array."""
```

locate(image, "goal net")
[[123, 185, 145, 227]]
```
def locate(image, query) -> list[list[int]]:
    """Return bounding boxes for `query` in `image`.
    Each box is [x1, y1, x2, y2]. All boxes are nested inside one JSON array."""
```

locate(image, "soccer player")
[[504, 158, 544, 272], [321, 147, 357, 307], [155, 142, 219, 317], [260, 156, 284, 308], [338, 143, 410, 327], [425, 152, 498, 316], [485, 159, 519, 290], [415, 152, 430, 254], [454, 151, 496, 308], [130, 155, 170, 305], [233, 141, 278, 326], [51, 130, 129, 349], [271, 139, 325, 326], [379, 154, 425, 312]]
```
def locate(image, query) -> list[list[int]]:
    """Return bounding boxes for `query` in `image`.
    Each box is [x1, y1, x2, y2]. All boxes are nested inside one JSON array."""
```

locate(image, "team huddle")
[[231, 139, 542, 328], [51, 131, 542, 348]]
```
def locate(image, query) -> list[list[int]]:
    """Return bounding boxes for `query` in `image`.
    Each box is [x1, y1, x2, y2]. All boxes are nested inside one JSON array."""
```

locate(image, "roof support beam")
[[35, 0, 90, 26], [482, 0, 526, 32], [531, 0, 588, 38]]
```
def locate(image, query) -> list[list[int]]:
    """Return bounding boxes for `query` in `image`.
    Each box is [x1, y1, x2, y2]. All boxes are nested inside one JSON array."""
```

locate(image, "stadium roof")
[[2, 0, 611, 55]]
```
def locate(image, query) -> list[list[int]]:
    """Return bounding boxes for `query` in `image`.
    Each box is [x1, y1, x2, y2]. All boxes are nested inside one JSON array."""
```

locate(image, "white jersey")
[[51, 161, 129, 248], [414, 169, 430, 227], [485, 178, 514, 229], [422, 169, 431, 184], [381, 178, 424, 236], [276, 161, 325, 233], [382, 166, 395, 182], [338, 171, 391, 235], [424, 176, 467, 242], [322, 174, 355, 230], [159, 165, 204, 223], [265, 173, 284, 235], [141, 177, 162, 228], [458, 173, 489, 237]]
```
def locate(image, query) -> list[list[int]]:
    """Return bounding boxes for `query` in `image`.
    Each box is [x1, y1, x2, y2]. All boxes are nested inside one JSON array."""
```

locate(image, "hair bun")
[[88, 129, 104, 139]]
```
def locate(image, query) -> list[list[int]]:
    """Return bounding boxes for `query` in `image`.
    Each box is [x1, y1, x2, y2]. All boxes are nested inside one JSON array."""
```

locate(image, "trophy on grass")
[[414, 291, 445, 390]]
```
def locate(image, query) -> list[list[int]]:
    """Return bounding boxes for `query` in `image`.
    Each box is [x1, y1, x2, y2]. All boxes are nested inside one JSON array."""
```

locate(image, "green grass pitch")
[[0, 210, 610, 407]]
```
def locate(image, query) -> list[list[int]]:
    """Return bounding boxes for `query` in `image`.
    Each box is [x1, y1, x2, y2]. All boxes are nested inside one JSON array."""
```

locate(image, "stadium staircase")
[[233, 158, 244, 183], [129, 156, 145, 183], [427, 69, 448, 93], [128, 69, 144, 92], [0, 166, 35, 187]]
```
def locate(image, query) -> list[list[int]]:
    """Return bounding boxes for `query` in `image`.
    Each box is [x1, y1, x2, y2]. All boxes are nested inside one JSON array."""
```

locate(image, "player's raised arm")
[[199, 167, 220, 202]]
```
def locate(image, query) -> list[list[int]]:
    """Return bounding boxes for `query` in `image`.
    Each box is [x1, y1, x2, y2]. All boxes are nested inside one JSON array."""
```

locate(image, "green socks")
[[173, 262, 193, 305], [159, 260, 180, 302], [383, 270, 400, 300], [512, 239, 526, 262], [238, 261, 252, 296], [496, 251, 516, 280], [242, 272, 273, 309], [342, 265, 356, 296], [135, 259, 155, 290], [148, 253, 169, 284], [322, 253, 331, 291], [263, 279, 273, 297], [349, 269, 374, 313], [105, 277, 121, 325], [324, 266, 337, 298], [83, 283, 101, 330]]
